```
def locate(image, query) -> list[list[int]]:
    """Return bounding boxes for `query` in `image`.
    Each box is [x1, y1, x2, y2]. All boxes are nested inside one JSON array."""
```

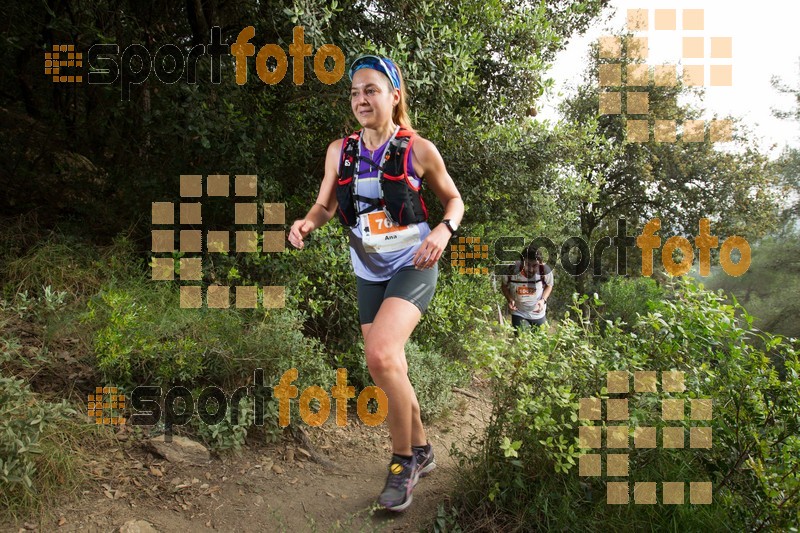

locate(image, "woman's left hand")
[[413, 224, 451, 269]]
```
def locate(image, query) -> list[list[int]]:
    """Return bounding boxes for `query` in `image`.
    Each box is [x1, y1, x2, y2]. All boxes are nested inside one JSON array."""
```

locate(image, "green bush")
[[415, 271, 496, 361], [406, 340, 468, 421], [452, 280, 799, 531], [80, 279, 335, 443], [596, 275, 664, 327], [240, 222, 361, 356], [0, 375, 75, 501], [81, 285, 205, 387], [191, 394, 256, 452]]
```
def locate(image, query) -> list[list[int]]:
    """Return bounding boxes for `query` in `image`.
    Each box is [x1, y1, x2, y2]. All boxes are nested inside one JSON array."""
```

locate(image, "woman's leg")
[[361, 323, 427, 449], [362, 297, 425, 456]]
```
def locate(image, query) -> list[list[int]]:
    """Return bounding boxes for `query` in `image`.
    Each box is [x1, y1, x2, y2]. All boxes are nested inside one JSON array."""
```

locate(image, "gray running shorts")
[[356, 264, 438, 325]]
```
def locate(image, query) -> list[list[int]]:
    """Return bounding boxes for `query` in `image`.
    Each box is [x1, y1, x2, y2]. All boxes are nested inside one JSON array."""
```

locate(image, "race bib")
[[360, 211, 421, 253], [515, 284, 542, 312]]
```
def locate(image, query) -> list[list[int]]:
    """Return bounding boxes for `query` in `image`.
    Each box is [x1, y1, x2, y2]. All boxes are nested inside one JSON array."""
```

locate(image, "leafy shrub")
[[415, 271, 495, 361], [406, 340, 469, 421], [80, 279, 335, 443], [452, 280, 799, 531], [596, 275, 664, 327], [191, 394, 256, 452], [238, 222, 361, 356], [82, 285, 204, 387], [0, 285, 68, 324]]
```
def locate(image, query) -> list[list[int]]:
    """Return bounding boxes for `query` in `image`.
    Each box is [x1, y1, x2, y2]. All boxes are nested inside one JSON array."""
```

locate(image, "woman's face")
[[350, 68, 399, 129]]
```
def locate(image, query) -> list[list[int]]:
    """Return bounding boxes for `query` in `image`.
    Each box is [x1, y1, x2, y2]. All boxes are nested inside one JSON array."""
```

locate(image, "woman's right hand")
[[288, 219, 315, 249]]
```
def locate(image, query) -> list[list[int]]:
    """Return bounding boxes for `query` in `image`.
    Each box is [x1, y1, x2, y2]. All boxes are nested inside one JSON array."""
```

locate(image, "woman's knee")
[[364, 340, 402, 375]]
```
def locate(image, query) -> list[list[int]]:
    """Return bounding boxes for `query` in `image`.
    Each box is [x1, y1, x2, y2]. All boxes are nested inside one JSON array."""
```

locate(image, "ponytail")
[[391, 63, 414, 132]]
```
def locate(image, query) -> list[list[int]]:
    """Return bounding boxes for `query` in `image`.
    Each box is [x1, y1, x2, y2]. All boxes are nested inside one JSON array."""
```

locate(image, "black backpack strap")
[[339, 135, 359, 178], [539, 263, 548, 287], [381, 134, 412, 177]]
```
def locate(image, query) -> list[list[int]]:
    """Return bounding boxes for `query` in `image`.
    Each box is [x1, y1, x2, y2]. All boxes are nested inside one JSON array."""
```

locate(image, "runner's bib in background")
[[360, 211, 421, 253]]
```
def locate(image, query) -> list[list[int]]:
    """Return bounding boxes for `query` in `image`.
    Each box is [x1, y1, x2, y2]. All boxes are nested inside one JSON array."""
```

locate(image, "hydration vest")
[[336, 127, 429, 227]]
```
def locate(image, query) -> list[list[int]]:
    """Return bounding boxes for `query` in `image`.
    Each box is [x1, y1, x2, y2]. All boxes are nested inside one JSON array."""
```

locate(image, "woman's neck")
[[361, 122, 397, 150]]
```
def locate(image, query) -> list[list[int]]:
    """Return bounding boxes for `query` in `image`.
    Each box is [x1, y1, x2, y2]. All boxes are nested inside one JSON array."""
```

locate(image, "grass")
[[0, 402, 119, 522]]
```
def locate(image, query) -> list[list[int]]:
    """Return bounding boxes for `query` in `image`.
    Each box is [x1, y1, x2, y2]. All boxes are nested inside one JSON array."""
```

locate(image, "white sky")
[[538, 0, 800, 156]]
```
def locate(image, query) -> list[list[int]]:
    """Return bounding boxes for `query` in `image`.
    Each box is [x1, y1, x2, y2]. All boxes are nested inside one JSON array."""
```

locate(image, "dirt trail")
[[3, 387, 490, 533]]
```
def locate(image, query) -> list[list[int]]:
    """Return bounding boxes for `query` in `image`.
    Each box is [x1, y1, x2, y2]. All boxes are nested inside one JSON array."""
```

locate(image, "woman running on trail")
[[288, 55, 464, 512]]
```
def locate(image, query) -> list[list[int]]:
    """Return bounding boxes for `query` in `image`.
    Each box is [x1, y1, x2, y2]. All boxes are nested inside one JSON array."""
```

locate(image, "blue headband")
[[348, 55, 401, 90]]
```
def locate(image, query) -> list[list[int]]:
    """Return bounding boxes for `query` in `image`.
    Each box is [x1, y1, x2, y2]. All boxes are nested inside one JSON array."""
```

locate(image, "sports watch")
[[442, 219, 459, 236]]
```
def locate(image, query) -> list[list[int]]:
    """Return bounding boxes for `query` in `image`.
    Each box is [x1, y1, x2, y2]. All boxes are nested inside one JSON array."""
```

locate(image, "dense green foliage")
[[0, 376, 74, 494], [0, 0, 608, 238], [596, 275, 663, 328], [449, 279, 799, 531]]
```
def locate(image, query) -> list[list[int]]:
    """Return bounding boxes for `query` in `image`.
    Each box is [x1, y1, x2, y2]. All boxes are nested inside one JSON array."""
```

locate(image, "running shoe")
[[378, 454, 419, 511], [412, 442, 436, 477]]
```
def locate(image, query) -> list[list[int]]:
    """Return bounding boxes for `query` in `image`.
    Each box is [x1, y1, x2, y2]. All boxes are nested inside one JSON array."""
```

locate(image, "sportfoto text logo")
[[46, 26, 345, 99], [90, 368, 388, 435], [450, 218, 750, 278]]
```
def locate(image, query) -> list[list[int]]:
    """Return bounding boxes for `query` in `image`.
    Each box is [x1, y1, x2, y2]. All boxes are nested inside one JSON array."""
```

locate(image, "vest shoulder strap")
[[382, 134, 412, 177], [339, 132, 360, 178]]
